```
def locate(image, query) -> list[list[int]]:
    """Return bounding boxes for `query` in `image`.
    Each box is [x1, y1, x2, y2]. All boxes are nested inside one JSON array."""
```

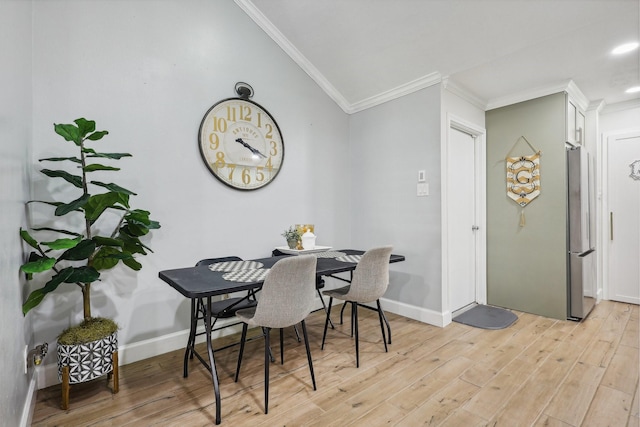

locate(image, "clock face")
[[198, 98, 284, 190]]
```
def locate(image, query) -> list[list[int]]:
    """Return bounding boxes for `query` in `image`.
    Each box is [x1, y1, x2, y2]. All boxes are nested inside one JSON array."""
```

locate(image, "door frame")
[[442, 114, 487, 325], [599, 129, 640, 302]]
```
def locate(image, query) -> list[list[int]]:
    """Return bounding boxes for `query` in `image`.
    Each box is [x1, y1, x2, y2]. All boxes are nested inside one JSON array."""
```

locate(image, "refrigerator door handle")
[[610, 212, 614, 241], [586, 211, 590, 244]]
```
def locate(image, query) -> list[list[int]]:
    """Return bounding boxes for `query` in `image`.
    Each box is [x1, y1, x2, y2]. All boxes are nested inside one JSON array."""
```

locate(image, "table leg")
[[183, 298, 198, 378], [205, 296, 222, 425], [316, 289, 335, 329]]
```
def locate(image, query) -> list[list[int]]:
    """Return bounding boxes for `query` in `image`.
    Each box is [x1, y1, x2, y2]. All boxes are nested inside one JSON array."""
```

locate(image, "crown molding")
[[234, 0, 351, 113], [347, 72, 442, 114], [565, 80, 589, 111], [441, 76, 487, 110], [586, 99, 605, 113], [486, 79, 587, 111], [600, 97, 640, 114]]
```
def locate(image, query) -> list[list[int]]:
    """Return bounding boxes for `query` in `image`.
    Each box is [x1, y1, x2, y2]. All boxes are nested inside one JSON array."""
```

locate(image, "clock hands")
[[236, 138, 267, 159]]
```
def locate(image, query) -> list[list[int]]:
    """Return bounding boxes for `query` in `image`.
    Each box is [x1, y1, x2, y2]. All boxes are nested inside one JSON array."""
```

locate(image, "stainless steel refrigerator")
[[567, 146, 596, 320]]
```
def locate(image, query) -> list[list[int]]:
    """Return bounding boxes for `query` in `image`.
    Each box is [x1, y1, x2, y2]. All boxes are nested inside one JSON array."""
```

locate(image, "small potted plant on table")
[[19, 118, 160, 409], [281, 226, 302, 249]]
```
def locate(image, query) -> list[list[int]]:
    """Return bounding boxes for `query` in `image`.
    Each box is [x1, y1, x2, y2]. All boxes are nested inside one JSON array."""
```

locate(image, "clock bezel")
[[198, 97, 285, 191]]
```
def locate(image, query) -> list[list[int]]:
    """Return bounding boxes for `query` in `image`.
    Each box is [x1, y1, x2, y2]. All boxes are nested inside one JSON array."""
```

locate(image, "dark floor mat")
[[453, 304, 518, 329]]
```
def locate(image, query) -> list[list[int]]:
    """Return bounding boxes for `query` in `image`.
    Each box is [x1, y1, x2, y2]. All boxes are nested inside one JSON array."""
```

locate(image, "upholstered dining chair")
[[321, 245, 393, 368], [184, 256, 260, 377], [234, 255, 318, 414]]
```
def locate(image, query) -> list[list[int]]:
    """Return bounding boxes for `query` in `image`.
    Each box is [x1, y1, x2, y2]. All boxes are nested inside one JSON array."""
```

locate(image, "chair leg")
[[300, 320, 316, 390], [376, 300, 388, 352], [293, 324, 302, 342], [263, 327, 276, 363], [234, 323, 248, 382], [351, 301, 355, 337], [340, 301, 347, 325], [280, 328, 284, 364], [321, 297, 334, 350], [379, 302, 392, 344], [264, 327, 271, 414], [353, 302, 359, 368]]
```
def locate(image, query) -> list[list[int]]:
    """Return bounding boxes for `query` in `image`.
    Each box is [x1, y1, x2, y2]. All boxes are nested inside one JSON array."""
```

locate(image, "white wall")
[[600, 102, 640, 133], [349, 86, 443, 318], [442, 90, 486, 126], [0, 1, 35, 425], [28, 0, 350, 386]]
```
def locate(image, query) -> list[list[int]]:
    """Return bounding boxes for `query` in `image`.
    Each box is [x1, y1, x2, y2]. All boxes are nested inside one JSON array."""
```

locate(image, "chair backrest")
[[250, 255, 317, 329], [343, 246, 393, 303], [195, 256, 242, 267]]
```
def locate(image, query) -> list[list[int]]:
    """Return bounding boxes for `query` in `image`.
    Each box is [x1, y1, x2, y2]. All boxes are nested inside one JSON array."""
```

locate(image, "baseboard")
[[379, 297, 448, 327], [37, 297, 447, 389], [20, 372, 37, 427], [325, 295, 446, 327]]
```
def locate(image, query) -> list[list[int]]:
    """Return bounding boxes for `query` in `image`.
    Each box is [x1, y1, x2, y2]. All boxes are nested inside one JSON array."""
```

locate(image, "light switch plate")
[[417, 170, 426, 182], [417, 183, 429, 196]]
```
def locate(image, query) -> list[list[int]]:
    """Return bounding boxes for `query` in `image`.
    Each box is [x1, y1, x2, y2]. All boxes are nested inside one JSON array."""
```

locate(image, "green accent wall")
[[486, 93, 568, 320]]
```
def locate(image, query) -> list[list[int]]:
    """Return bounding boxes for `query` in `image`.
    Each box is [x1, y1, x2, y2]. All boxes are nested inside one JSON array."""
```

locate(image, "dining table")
[[158, 248, 405, 424]]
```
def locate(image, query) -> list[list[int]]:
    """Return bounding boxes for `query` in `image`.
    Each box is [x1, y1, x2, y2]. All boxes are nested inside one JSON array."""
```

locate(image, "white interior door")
[[607, 131, 640, 304], [448, 127, 478, 312]]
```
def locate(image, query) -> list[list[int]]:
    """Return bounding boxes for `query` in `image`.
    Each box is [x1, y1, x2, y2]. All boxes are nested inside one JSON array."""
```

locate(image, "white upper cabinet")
[[567, 96, 586, 146]]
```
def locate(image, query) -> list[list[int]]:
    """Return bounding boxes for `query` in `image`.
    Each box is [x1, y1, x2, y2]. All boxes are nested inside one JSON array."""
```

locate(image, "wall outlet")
[[24, 345, 28, 374], [417, 183, 429, 196]]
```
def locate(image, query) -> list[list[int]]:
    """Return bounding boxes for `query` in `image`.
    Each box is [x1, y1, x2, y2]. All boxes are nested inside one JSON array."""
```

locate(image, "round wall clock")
[[198, 91, 284, 190]]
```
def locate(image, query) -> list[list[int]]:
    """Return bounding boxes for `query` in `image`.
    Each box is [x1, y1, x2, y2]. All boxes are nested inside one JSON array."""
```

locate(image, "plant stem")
[[79, 137, 92, 319], [110, 212, 127, 239], [82, 282, 91, 320], [79, 138, 91, 239]]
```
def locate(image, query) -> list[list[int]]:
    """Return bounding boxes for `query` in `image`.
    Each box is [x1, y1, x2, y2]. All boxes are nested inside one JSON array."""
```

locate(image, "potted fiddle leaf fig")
[[19, 118, 160, 409]]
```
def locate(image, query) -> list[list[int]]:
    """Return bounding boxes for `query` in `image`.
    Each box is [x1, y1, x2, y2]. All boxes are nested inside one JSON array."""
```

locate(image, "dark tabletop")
[[159, 249, 405, 299]]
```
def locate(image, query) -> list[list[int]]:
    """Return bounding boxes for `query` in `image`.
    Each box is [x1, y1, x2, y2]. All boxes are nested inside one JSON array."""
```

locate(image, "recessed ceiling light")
[[625, 86, 640, 94], [612, 42, 639, 55]]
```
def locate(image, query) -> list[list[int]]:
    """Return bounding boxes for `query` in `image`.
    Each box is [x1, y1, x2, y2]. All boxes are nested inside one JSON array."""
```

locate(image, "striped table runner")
[[208, 260, 264, 272], [314, 251, 346, 258], [222, 268, 270, 283], [335, 255, 362, 264]]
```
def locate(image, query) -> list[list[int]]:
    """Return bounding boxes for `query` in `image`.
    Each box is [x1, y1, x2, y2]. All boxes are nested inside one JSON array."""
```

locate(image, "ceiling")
[[237, 0, 640, 113]]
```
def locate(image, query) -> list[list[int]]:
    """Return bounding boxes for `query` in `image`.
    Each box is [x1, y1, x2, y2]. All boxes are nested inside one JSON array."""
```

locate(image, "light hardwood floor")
[[33, 300, 639, 426]]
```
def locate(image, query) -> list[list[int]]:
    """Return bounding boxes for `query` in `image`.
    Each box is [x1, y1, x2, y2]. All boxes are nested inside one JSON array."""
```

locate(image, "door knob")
[[471, 225, 479, 231]]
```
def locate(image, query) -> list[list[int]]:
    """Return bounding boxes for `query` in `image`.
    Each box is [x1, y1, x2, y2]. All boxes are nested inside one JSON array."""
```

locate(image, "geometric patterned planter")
[[57, 331, 119, 409], [57, 331, 117, 383]]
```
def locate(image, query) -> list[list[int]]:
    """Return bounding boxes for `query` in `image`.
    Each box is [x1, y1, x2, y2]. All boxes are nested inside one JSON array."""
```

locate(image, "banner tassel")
[[520, 209, 526, 227]]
